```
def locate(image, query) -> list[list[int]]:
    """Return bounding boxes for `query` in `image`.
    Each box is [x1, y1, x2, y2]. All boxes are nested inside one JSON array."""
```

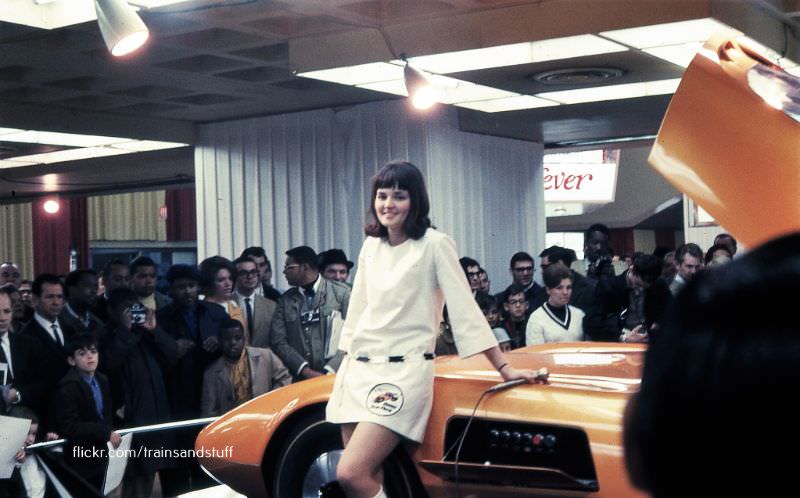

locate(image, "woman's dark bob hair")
[[198, 255, 236, 296], [365, 160, 431, 240]]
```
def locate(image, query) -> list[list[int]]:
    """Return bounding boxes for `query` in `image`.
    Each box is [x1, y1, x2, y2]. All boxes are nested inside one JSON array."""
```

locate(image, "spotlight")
[[43, 199, 60, 214], [95, 0, 149, 57], [404, 63, 438, 110]]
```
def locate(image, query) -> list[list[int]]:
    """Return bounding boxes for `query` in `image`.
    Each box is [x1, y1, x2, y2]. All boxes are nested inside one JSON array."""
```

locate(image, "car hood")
[[434, 342, 645, 395]]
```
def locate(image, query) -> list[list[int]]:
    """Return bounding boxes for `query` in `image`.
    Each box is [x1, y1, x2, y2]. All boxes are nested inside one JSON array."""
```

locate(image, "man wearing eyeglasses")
[[458, 257, 482, 294], [495, 252, 545, 317], [233, 256, 277, 348], [500, 286, 529, 349], [270, 246, 351, 380]]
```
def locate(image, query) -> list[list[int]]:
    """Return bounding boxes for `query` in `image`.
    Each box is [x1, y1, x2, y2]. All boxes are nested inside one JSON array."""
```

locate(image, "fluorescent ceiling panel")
[[0, 130, 129, 147], [298, 62, 403, 86], [455, 95, 558, 113], [1, 0, 188, 29], [644, 42, 703, 68], [538, 78, 681, 105], [357, 79, 407, 96], [110, 140, 190, 151], [11, 147, 132, 164], [600, 18, 732, 49], [0, 128, 187, 167], [0, 159, 39, 170], [406, 35, 628, 74]]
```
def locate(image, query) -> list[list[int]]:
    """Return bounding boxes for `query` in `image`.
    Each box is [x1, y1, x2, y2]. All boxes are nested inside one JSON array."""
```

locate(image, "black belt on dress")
[[354, 353, 435, 363]]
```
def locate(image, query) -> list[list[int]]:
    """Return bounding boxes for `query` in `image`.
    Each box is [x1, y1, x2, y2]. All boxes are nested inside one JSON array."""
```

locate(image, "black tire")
[[271, 409, 419, 498]]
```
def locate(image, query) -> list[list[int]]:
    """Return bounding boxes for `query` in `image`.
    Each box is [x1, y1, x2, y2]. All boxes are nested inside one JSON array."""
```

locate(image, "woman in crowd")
[[199, 256, 245, 332], [526, 263, 585, 345], [326, 160, 546, 498]]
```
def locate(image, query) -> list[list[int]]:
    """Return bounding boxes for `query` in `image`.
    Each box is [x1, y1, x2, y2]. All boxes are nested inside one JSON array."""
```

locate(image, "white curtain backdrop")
[[195, 100, 544, 292]]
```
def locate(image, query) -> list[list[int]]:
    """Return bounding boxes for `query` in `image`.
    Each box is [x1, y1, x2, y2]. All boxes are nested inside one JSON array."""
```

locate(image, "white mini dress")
[[326, 228, 498, 442]]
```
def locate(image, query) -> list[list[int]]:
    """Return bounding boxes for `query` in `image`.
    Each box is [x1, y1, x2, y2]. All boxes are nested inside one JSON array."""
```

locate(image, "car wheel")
[[271, 410, 417, 498]]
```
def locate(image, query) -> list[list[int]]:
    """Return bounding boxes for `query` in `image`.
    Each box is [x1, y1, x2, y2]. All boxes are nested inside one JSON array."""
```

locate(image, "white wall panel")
[[195, 100, 544, 291]]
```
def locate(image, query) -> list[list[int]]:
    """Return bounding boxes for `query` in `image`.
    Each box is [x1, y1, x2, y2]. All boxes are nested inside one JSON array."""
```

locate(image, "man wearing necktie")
[[232, 256, 277, 348], [270, 246, 351, 380], [1, 288, 47, 413], [21, 274, 74, 391]]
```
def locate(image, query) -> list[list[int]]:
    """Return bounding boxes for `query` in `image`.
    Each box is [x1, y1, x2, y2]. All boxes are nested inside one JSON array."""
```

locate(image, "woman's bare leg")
[[336, 422, 401, 498]]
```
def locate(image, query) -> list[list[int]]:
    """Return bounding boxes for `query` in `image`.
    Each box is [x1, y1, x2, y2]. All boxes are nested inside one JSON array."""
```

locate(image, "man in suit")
[[270, 246, 350, 380], [21, 274, 73, 388], [201, 319, 290, 416], [60, 269, 105, 336], [0, 287, 47, 413], [495, 252, 546, 316], [157, 264, 225, 496], [669, 243, 704, 295], [233, 256, 277, 348], [130, 256, 172, 311], [241, 246, 282, 302], [94, 259, 129, 323]]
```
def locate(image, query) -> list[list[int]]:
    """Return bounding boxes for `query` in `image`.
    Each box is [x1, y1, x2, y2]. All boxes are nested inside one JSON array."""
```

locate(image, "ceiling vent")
[[530, 67, 625, 86]]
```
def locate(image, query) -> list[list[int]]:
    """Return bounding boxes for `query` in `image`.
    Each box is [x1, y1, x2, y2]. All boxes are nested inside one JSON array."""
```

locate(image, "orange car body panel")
[[649, 31, 800, 249], [197, 343, 647, 498]]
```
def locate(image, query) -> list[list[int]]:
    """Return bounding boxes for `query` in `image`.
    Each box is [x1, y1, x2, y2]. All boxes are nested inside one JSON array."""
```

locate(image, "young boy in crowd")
[[501, 287, 529, 349], [51, 333, 121, 491], [476, 293, 512, 352], [201, 319, 291, 417]]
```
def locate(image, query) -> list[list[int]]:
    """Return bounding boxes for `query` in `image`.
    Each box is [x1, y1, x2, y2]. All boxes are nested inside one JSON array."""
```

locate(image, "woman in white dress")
[[526, 263, 585, 345], [326, 160, 546, 498]]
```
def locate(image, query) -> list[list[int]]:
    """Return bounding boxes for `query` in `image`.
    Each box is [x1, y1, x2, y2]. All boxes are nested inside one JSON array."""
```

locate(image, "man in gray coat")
[[270, 246, 350, 380]]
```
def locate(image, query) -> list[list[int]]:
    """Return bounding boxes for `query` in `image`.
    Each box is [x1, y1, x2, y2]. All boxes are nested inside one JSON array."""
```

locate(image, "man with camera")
[[270, 246, 351, 380], [573, 224, 626, 280], [102, 287, 177, 498]]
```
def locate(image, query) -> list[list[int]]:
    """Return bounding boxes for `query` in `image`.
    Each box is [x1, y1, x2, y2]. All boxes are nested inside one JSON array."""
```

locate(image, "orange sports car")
[[197, 343, 646, 498], [196, 30, 800, 498]]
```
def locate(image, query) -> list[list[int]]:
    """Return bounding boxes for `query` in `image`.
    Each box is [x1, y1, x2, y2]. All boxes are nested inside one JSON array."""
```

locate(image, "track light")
[[95, 0, 149, 57], [404, 63, 438, 110]]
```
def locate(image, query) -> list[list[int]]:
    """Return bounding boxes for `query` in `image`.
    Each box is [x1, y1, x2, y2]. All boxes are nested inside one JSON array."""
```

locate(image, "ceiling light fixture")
[[43, 199, 61, 214], [95, 0, 149, 57], [404, 63, 438, 110]]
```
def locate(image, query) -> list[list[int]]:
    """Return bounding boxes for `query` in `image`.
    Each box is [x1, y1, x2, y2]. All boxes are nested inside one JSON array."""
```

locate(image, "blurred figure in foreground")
[[624, 232, 800, 497]]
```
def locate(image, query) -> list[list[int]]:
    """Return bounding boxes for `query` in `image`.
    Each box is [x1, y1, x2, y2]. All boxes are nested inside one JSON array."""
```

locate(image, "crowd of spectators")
[[0, 244, 350, 498], [0, 228, 736, 497], [443, 224, 739, 354]]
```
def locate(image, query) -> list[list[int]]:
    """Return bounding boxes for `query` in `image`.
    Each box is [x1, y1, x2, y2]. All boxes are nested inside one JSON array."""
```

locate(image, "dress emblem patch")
[[366, 383, 404, 416]]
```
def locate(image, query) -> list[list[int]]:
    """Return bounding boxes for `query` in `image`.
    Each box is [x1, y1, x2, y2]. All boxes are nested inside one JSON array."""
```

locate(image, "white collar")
[[34, 312, 59, 331]]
